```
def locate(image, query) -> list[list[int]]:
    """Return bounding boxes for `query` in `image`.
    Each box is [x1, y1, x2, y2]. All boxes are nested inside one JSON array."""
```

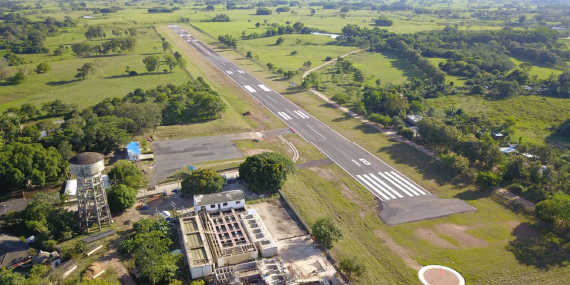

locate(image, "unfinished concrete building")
[[180, 216, 214, 279], [213, 258, 293, 285], [201, 207, 258, 267], [240, 210, 278, 258]]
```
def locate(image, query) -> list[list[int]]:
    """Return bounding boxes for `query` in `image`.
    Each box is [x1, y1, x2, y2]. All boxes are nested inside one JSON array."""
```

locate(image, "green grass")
[[426, 57, 468, 86], [509, 56, 564, 80], [426, 95, 570, 145], [0, 27, 190, 111]]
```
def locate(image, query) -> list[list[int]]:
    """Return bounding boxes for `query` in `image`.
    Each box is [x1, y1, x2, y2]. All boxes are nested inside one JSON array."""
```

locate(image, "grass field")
[[426, 95, 570, 145]]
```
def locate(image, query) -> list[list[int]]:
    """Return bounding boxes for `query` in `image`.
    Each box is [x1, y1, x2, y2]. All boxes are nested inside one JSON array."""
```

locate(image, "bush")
[[398, 127, 415, 140], [256, 8, 272, 15], [129, 71, 138, 76], [332, 93, 350, 104], [276, 36, 285, 45], [475, 171, 501, 189], [374, 17, 394, 26], [508, 183, 524, 195], [325, 56, 333, 61], [290, 50, 298, 55], [7, 72, 25, 85], [36, 62, 51, 74], [276, 6, 290, 13]]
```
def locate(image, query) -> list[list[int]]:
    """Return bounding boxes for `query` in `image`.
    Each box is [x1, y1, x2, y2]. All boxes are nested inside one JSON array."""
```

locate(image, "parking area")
[[151, 129, 291, 185]]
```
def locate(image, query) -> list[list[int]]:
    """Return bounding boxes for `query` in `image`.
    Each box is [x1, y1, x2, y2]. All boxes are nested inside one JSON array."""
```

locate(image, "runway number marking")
[[359, 159, 371, 166], [352, 160, 361, 166], [243, 85, 257, 93], [237, 70, 245, 74], [278, 112, 292, 120], [225, 71, 233, 74], [258, 85, 271, 92]]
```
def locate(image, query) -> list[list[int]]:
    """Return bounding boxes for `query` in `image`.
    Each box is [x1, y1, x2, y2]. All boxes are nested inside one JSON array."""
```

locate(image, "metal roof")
[[194, 190, 245, 206], [69, 152, 104, 165]]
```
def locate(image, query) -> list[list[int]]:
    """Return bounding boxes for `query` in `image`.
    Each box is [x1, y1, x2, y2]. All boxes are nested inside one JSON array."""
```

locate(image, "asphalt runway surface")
[[168, 25, 476, 224], [151, 128, 292, 185]]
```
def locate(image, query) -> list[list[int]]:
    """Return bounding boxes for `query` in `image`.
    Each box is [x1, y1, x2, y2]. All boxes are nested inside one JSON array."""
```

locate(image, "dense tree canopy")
[[181, 168, 225, 196], [107, 184, 137, 211], [239, 152, 295, 193], [0, 142, 65, 192], [108, 160, 146, 189]]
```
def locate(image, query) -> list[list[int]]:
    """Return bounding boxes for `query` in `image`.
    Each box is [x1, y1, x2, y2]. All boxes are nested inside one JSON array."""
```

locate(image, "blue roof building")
[[127, 142, 141, 161]]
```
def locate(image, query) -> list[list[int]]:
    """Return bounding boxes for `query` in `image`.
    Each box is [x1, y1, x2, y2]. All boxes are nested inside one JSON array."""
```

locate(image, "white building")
[[194, 190, 245, 214]]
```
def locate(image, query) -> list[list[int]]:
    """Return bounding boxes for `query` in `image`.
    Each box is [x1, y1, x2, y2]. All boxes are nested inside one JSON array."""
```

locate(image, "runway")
[[167, 25, 476, 224]]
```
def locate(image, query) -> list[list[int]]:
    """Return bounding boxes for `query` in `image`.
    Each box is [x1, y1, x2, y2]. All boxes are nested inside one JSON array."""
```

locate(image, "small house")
[[0, 234, 32, 268], [405, 115, 423, 126], [194, 190, 245, 214], [32, 250, 61, 268], [127, 142, 141, 162]]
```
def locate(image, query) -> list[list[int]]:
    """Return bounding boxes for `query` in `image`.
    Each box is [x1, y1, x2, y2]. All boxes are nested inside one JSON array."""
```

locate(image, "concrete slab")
[[379, 196, 477, 225], [248, 201, 306, 240], [151, 129, 291, 185]]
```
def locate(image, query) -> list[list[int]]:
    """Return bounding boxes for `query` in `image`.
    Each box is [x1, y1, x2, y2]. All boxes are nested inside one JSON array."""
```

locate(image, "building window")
[[236, 201, 241, 204], [210, 205, 216, 208], [223, 202, 228, 206]]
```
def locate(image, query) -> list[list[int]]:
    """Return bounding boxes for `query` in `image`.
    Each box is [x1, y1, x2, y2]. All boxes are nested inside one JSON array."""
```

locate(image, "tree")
[[181, 168, 225, 196], [82, 116, 132, 154], [475, 171, 501, 189], [143, 55, 160, 73], [162, 41, 171, 52], [519, 15, 527, 25], [311, 217, 343, 248], [246, 51, 253, 59], [536, 193, 570, 228], [108, 184, 137, 211], [496, 80, 521, 98], [163, 54, 177, 72], [353, 69, 364, 83], [7, 72, 25, 85], [0, 143, 65, 192], [176, 56, 187, 70], [108, 160, 146, 189], [36, 62, 51, 74], [375, 17, 394, 26], [19, 103, 40, 122], [275, 36, 285, 45], [114, 102, 163, 134], [239, 152, 295, 193], [127, 27, 137, 37], [256, 8, 272, 15], [339, 257, 366, 281], [0, 267, 26, 285], [75, 62, 95, 79], [41, 99, 73, 116], [255, 22, 260, 28], [0, 58, 9, 83], [368, 113, 391, 127], [85, 25, 106, 40]]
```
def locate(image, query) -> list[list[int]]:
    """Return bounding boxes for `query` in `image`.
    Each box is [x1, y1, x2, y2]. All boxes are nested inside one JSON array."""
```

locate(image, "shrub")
[[129, 71, 138, 76], [36, 62, 51, 74], [332, 93, 350, 104], [325, 56, 333, 61], [508, 183, 524, 195], [398, 127, 415, 140], [475, 171, 501, 189]]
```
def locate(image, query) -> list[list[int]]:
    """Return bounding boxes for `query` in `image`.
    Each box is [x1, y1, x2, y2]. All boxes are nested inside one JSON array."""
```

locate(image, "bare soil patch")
[[374, 230, 421, 270], [248, 200, 306, 240], [339, 184, 369, 218], [308, 167, 335, 181], [245, 148, 274, 156], [422, 268, 461, 285], [415, 228, 457, 249], [435, 223, 488, 248]]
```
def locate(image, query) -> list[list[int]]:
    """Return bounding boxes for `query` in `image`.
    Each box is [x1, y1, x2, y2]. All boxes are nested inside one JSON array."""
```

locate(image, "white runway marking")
[[284, 109, 298, 119], [382, 172, 418, 196], [389, 171, 426, 195], [237, 70, 245, 74], [294, 111, 309, 119], [306, 125, 326, 140], [352, 160, 361, 166], [369, 174, 403, 198], [243, 85, 256, 92], [226, 71, 233, 74], [377, 172, 413, 197], [357, 175, 390, 201], [258, 85, 271, 91], [266, 95, 278, 103], [278, 112, 292, 120]]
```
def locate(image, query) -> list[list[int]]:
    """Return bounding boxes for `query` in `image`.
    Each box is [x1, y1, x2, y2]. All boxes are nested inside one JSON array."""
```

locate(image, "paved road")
[[168, 25, 475, 224], [151, 128, 292, 185]]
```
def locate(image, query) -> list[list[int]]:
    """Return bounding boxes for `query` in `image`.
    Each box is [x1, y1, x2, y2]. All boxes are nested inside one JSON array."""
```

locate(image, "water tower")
[[69, 152, 111, 232]]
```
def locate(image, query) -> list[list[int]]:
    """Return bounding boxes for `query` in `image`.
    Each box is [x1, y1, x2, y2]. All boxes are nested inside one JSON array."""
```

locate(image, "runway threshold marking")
[[278, 112, 292, 120], [243, 85, 256, 92], [258, 85, 271, 91], [356, 175, 390, 201], [294, 111, 309, 119], [388, 171, 426, 195]]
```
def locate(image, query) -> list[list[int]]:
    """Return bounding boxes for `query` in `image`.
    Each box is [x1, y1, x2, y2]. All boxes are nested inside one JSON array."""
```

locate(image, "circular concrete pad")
[[419, 265, 465, 285]]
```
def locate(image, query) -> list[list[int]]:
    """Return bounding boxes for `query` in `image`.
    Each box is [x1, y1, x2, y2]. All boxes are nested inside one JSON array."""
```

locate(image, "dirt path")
[[99, 238, 136, 285], [495, 188, 536, 209], [302, 49, 363, 79]]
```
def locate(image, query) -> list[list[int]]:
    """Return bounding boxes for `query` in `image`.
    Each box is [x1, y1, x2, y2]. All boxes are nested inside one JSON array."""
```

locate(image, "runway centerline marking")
[[352, 160, 361, 166], [306, 125, 326, 140], [284, 109, 298, 119]]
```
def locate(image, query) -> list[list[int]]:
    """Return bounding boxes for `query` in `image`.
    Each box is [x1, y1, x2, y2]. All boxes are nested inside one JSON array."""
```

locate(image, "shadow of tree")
[[46, 79, 81, 86], [378, 142, 467, 188], [332, 113, 352, 122], [506, 224, 570, 270]]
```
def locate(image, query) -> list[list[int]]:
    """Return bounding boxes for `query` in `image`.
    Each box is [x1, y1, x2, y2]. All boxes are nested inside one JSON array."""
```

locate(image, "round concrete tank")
[[69, 152, 105, 177]]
